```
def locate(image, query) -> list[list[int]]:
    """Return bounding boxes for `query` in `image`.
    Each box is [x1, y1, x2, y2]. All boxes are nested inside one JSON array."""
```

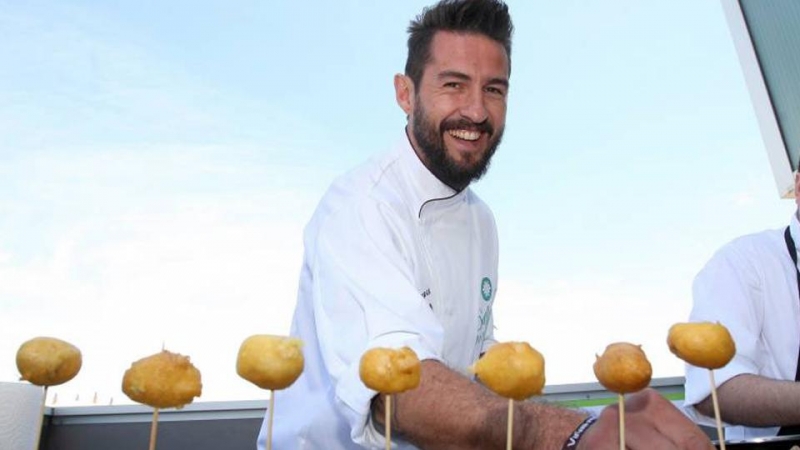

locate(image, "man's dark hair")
[[405, 0, 513, 88]]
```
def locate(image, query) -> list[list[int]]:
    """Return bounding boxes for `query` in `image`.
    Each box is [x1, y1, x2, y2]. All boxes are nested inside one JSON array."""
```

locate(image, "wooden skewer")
[[148, 408, 159, 450], [506, 398, 514, 450], [385, 394, 392, 450], [150, 341, 165, 450], [33, 386, 48, 450], [708, 370, 726, 450], [267, 391, 275, 450], [618, 393, 625, 450]]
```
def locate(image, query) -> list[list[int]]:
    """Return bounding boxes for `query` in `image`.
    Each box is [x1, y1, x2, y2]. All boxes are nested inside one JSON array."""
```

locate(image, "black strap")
[[778, 226, 800, 436]]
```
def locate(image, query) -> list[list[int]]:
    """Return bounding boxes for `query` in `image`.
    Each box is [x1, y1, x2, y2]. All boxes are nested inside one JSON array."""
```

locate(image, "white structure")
[[721, 0, 800, 198]]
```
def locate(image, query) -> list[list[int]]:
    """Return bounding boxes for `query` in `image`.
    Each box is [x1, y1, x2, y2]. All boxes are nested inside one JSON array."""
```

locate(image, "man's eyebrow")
[[437, 70, 471, 81], [437, 70, 509, 88], [487, 77, 509, 88]]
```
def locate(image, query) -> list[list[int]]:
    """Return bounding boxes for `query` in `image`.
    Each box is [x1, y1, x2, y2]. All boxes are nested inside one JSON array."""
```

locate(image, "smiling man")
[[257, 1, 714, 449], [398, 29, 508, 192]]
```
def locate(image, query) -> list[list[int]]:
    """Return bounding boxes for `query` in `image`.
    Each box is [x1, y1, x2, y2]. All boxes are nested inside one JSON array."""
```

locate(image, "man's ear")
[[394, 74, 414, 116]]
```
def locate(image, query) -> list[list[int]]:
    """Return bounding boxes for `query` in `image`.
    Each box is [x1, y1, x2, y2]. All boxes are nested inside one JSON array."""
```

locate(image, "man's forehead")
[[426, 31, 510, 78]]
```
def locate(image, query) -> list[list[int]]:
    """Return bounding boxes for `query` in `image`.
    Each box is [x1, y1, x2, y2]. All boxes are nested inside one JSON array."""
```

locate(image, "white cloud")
[[0, 215, 305, 404], [492, 276, 688, 386], [732, 191, 755, 207], [0, 143, 328, 405]]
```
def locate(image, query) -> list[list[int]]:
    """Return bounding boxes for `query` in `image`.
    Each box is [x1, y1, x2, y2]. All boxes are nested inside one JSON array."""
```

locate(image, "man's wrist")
[[561, 415, 597, 449]]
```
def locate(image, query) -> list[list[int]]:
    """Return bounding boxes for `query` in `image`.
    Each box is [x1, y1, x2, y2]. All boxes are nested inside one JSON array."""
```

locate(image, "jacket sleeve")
[[310, 199, 445, 448], [683, 240, 764, 419]]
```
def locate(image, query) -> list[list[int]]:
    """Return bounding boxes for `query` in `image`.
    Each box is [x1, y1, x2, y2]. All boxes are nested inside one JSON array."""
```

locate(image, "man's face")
[[401, 31, 509, 190]]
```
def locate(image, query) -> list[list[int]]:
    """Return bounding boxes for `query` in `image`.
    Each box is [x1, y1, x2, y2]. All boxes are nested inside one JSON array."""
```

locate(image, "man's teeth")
[[448, 129, 481, 141]]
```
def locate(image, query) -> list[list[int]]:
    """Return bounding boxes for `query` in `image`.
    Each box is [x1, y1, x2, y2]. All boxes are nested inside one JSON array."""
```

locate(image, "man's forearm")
[[372, 359, 587, 449], [696, 373, 800, 426]]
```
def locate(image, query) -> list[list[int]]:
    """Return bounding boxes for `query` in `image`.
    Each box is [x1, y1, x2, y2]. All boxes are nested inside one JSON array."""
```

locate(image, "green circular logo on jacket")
[[481, 277, 492, 301]]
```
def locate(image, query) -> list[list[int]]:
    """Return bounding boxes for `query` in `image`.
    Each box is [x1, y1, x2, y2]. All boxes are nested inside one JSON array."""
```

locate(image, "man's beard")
[[411, 100, 503, 191]]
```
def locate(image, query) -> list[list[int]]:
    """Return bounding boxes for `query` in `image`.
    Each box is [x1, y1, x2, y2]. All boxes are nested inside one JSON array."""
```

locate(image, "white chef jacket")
[[258, 133, 499, 449], [683, 214, 800, 439]]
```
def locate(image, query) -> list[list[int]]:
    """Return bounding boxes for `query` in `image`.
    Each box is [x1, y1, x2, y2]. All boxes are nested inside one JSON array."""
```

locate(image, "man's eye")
[[444, 82, 461, 89], [486, 86, 506, 96]]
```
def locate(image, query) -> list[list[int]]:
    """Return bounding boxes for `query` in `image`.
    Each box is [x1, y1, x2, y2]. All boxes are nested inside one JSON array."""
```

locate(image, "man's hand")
[[578, 388, 714, 449]]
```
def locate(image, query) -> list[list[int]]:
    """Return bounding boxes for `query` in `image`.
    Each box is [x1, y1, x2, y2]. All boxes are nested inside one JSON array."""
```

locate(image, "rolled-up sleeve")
[[310, 199, 444, 447], [685, 242, 764, 416]]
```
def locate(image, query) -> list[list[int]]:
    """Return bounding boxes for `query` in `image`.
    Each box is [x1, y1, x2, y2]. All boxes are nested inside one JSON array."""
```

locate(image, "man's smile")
[[447, 129, 482, 141]]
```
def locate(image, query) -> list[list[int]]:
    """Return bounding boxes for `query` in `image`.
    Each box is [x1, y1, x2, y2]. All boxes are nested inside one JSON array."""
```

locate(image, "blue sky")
[[0, 0, 793, 405]]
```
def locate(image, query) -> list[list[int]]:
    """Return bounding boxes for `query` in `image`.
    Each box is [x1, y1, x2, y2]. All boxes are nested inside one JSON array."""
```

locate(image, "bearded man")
[[259, 1, 714, 449]]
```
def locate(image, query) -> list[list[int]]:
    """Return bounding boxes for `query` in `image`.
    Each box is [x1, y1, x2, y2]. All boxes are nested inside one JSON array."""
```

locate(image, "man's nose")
[[460, 89, 489, 124]]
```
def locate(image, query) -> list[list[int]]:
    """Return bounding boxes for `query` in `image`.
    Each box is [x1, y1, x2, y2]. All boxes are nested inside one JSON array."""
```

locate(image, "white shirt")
[[258, 134, 499, 449], [683, 214, 800, 439]]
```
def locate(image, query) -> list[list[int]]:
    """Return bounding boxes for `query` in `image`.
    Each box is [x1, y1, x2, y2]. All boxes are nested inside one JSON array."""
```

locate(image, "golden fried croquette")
[[237, 335, 304, 390], [16, 337, 82, 387], [593, 342, 652, 394], [668, 322, 736, 369], [359, 347, 421, 394], [470, 342, 545, 401], [122, 350, 202, 409]]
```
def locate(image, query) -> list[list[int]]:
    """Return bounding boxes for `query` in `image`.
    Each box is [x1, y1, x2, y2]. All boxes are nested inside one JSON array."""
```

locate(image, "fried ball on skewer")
[[17, 337, 82, 387], [122, 350, 202, 409], [237, 335, 304, 390], [668, 322, 736, 369], [359, 347, 421, 394], [594, 342, 652, 394], [470, 342, 545, 401]]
